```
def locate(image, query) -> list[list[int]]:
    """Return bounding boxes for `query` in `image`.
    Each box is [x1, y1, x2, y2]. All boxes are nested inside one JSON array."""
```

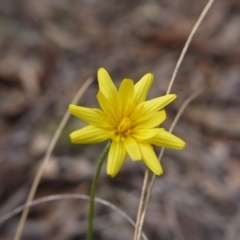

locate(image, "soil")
[[0, 0, 240, 239]]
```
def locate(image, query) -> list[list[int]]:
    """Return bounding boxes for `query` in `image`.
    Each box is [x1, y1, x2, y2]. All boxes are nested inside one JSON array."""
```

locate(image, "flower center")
[[117, 117, 131, 136]]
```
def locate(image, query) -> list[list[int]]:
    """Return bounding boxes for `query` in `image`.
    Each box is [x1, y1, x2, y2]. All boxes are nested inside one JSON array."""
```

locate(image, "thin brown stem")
[[133, 169, 150, 240], [166, 0, 215, 95], [133, 0, 214, 238], [134, 91, 202, 240], [0, 194, 148, 240], [13, 77, 93, 240]]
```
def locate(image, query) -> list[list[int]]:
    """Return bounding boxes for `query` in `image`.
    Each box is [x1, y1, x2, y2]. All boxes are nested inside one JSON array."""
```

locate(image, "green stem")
[[87, 141, 111, 240]]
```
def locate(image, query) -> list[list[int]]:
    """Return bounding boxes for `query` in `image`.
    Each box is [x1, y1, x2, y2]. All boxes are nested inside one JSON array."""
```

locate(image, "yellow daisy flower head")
[[69, 68, 186, 177]]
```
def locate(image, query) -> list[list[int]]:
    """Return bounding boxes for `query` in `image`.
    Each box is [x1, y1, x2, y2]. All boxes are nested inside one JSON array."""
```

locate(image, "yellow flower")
[[69, 68, 185, 177]]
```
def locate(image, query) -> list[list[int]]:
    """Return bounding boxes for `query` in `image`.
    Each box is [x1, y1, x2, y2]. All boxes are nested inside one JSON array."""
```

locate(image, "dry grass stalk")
[[134, 0, 215, 239], [1, 194, 148, 240], [13, 77, 94, 240]]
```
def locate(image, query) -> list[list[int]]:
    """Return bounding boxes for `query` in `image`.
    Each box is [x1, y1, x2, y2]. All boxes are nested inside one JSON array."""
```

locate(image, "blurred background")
[[0, 0, 240, 239]]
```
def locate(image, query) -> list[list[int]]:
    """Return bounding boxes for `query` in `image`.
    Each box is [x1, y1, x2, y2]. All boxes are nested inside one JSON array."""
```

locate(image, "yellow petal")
[[138, 143, 163, 175], [98, 68, 118, 101], [107, 141, 127, 177], [69, 104, 108, 128], [131, 128, 163, 140], [70, 125, 109, 144], [132, 110, 166, 128], [118, 79, 134, 117], [148, 130, 186, 149], [134, 73, 153, 103], [132, 94, 176, 119], [97, 91, 116, 118], [123, 136, 141, 160]]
